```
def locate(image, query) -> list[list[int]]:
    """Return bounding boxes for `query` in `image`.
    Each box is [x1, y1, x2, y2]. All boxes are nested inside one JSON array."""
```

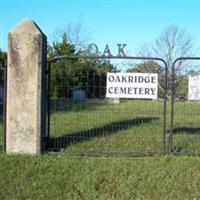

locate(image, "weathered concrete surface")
[[6, 19, 47, 154]]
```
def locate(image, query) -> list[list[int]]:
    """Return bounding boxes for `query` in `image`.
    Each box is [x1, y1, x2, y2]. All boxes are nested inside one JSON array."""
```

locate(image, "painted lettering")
[[102, 44, 113, 57], [117, 44, 127, 57]]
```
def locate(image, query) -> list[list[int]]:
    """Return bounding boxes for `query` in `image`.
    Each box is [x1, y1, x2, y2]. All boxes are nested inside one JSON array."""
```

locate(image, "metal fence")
[[2, 55, 200, 156], [47, 55, 168, 156], [169, 57, 200, 155]]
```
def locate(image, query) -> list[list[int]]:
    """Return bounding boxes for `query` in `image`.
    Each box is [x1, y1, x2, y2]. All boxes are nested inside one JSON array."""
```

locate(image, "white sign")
[[188, 75, 200, 100], [106, 72, 158, 99]]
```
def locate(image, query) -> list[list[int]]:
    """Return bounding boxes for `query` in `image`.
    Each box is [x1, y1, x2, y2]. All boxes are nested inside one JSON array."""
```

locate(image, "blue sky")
[[1, 0, 200, 56]]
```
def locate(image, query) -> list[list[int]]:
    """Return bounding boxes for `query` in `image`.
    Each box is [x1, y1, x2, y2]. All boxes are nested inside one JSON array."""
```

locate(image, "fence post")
[[6, 19, 47, 154]]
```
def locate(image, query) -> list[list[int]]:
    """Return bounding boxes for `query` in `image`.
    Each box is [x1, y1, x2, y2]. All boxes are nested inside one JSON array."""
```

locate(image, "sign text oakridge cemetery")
[[106, 73, 158, 99], [88, 43, 158, 100]]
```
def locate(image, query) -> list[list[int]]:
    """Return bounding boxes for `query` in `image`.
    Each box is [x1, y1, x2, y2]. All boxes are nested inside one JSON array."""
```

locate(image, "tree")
[[175, 74, 188, 101], [127, 61, 161, 73], [153, 25, 193, 72], [48, 33, 77, 97], [48, 33, 114, 98], [51, 21, 89, 52], [152, 25, 194, 99], [135, 25, 194, 100]]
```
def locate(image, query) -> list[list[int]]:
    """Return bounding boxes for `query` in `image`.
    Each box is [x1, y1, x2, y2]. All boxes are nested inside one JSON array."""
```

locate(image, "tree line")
[[0, 25, 198, 100]]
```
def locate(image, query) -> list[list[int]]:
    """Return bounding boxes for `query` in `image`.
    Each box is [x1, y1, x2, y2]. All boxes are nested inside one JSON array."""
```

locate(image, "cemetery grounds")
[[1, 100, 200, 199]]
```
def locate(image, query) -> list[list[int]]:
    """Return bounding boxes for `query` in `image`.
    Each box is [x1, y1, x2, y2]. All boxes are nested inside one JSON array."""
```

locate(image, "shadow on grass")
[[0, 145, 3, 153], [48, 117, 159, 151], [173, 127, 200, 134], [172, 127, 200, 153]]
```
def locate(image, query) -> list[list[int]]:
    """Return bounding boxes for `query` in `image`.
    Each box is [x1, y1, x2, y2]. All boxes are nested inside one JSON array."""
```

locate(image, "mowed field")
[[49, 99, 200, 154], [49, 99, 165, 153], [1, 100, 200, 199]]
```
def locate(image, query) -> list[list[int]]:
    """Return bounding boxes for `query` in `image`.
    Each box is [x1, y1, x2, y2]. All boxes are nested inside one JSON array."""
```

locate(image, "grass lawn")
[[1, 155, 200, 200], [49, 99, 200, 154], [49, 99, 166, 153], [1, 100, 200, 199]]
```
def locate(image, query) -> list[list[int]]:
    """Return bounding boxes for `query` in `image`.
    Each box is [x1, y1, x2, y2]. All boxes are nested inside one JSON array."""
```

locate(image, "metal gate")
[[46, 55, 168, 156], [169, 57, 200, 155], [2, 52, 200, 156]]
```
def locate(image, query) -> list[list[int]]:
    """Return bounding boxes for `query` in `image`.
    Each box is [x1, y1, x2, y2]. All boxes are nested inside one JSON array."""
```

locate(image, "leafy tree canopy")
[[48, 32, 114, 98]]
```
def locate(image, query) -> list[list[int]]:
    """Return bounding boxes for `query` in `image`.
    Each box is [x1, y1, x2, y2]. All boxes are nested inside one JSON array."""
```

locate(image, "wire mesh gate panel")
[[170, 57, 200, 155], [47, 56, 168, 156]]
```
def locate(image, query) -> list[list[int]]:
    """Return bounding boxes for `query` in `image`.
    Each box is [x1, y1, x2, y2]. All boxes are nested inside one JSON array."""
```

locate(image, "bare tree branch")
[[50, 21, 90, 52], [153, 25, 194, 74]]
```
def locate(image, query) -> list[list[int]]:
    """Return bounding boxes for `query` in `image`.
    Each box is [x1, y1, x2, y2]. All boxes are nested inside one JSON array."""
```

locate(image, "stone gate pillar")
[[6, 19, 47, 154]]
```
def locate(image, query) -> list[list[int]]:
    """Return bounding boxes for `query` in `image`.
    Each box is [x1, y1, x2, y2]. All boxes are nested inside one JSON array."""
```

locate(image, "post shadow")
[[48, 116, 159, 151], [173, 127, 200, 134]]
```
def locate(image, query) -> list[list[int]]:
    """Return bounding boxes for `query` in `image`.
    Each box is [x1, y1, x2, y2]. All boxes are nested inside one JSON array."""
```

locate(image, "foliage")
[[127, 61, 161, 73], [48, 33, 77, 97], [48, 33, 114, 98], [175, 75, 188, 101]]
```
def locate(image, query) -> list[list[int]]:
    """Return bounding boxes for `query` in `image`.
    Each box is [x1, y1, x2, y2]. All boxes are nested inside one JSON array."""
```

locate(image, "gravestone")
[[108, 98, 120, 104], [73, 89, 86, 100], [6, 19, 47, 154]]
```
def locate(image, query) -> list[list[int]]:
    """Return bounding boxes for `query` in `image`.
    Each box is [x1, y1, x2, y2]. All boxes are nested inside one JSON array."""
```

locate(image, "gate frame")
[[169, 57, 200, 153], [47, 55, 168, 155], [3, 61, 7, 153]]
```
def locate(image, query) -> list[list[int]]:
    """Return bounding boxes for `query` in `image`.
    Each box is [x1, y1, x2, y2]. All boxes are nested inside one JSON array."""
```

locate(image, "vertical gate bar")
[[99, 73, 101, 99], [86, 70, 89, 99], [93, 70, 95, 99], [3, 61, 7, 153], [169, 63, 175, 153], [47, 61, 51, 141], [163, 62, 168, 153]]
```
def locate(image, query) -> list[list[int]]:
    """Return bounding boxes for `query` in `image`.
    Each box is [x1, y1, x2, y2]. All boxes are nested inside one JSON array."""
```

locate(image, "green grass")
[[1, 155, 200, 200], [1, 100, 200, 199], [49, 99, 200, 154], [172, 101, 200, 153], [2, 99, 200, 154], [49, 99, 166, 153]]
